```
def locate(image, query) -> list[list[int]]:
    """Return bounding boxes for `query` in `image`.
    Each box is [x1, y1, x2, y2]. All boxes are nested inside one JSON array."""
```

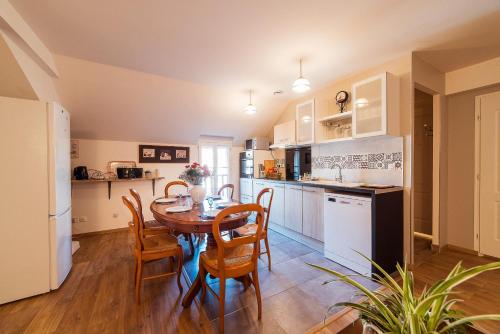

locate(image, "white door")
[[479, 91, 500, 258], [48, 103, 71, 216], [50, 208, 72, 289]]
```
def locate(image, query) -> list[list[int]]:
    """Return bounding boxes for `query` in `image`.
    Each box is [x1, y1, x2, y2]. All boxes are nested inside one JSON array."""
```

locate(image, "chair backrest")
[[165, 180, 189, 197], [256, 188, 274, 231], [212, 203, 264, 274], [122, 196, 145, 252], [129, 188, 145, 223], [217, 183, 234, 200]]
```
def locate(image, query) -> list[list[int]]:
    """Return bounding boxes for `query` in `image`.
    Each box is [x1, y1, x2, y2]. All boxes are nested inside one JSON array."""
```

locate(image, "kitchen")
[[2, 1, 500, 333], [240, 71, 403, 275]]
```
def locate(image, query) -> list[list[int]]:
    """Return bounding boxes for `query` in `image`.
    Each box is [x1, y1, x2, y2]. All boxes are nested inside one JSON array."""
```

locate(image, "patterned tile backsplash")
[[312, 152, 402, 170], [311, 136, 404, 186]]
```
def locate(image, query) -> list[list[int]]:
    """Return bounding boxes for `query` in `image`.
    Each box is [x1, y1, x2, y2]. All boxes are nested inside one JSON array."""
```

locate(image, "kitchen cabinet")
[[267, 181, 285, 226], [252, 179, 266, 201], [296, 99, 315, 144], [240, 178, 253, 199], [302, 186, 324, 241], [272, 120, 296, 147], [352, 72, 399, 138], [284, 184, 303, 233]]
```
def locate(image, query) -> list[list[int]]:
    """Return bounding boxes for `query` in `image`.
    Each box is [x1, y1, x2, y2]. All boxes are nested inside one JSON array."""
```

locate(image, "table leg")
[[182, 270, 204, 307]]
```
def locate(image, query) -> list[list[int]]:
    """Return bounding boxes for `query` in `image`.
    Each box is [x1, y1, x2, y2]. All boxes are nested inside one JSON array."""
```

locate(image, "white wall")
[[311, 136, 404, 187], [71, 138, 243, 234]]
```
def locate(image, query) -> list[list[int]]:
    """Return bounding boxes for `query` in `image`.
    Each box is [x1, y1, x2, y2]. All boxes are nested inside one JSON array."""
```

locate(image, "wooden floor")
[[2, 230, 499, 333], [411, 245, 500, 333], [0, 229, 375, 334]]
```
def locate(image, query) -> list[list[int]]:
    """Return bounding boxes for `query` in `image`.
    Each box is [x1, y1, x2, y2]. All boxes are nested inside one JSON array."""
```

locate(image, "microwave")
[[245, 137, 269, 150]]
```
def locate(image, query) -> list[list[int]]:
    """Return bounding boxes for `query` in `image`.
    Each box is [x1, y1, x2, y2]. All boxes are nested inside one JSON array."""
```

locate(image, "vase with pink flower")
[[179, 162, 211, 205]]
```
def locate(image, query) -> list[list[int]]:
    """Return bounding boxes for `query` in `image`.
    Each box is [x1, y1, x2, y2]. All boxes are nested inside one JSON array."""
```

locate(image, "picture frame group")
[[139, 145, 190, 163]]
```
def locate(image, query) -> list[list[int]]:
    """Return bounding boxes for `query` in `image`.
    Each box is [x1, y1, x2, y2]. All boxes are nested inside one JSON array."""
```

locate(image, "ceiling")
[[9, 0, 500, 144]]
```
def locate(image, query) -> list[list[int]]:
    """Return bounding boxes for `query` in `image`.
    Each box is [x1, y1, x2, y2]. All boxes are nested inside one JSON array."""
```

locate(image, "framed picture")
[[70, 140, 79, 159], [139, 145, 190, 163]]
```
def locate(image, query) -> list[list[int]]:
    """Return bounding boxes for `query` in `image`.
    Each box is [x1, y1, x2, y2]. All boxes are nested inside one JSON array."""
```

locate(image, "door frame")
[[412, 84, 443, 252], [473, 91, 500, 253]]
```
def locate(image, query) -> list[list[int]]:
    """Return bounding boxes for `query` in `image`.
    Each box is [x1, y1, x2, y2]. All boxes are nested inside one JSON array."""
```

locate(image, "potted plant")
[[179, 162, 211, 204], [308, 253, 500, 333]]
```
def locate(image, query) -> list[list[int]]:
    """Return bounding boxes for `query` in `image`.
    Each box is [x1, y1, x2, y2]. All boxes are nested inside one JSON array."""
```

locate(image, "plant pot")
[[190, 184, 206, 205]]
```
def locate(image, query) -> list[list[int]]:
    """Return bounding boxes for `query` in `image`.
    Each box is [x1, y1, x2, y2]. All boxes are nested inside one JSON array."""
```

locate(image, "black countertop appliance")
[[285, 146, 311, 180]]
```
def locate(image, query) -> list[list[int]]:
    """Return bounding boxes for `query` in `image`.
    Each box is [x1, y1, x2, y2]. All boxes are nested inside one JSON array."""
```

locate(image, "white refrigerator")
[[0, 96, 72, 304]]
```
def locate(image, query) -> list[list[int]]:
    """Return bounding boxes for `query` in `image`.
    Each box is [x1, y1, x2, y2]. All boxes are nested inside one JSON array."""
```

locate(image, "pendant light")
[[244, 90, 257, 114], [292, 59, 311, 93]]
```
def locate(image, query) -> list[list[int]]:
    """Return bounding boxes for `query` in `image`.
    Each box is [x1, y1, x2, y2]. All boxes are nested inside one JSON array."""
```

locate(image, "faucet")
[[331, 163, 343, 183]]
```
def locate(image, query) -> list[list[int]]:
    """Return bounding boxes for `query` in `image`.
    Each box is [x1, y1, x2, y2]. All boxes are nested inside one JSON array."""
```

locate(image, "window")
[[199, 141, 231, 195]]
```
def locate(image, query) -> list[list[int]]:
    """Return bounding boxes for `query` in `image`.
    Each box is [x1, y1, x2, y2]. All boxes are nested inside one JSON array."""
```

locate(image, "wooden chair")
[[165, 180, 189, 198], [232, 188, 274, 270], [199, 204, 264, 333], [129, 188, 170, 236], [217, 183, 234, 200], [122, 196, 184, 304], [164, 180, 195, 255]]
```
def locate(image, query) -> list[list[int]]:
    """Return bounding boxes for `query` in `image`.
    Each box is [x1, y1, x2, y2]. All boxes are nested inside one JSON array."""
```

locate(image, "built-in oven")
[[239, 151, 254, 178]]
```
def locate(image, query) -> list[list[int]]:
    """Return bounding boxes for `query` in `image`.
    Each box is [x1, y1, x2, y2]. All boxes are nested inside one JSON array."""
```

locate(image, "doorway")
[[475, 91, 500, 258], [413, 89, 434, 256]]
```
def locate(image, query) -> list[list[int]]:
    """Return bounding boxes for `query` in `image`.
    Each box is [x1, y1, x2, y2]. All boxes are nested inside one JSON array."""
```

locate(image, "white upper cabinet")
[[352, 72, 399, 138], [272, 120, 296, 147], [296, 99, 315, 144]]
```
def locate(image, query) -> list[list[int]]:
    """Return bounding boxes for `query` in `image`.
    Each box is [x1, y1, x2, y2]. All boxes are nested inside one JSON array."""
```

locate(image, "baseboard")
[[269, 223, 324, 253], [73, 227, 129, 238], [444, 244, 478, 256]]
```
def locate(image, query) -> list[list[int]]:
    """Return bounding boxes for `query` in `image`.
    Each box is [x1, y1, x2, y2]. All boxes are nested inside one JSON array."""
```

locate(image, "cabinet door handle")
[[303, 189, 316, 193], [339, 200, 351, 204]]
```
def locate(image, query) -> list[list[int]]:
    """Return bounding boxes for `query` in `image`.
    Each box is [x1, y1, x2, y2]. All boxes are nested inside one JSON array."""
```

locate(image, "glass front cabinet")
[[352, 72, 399, 138], [296, 99, 315, 144]]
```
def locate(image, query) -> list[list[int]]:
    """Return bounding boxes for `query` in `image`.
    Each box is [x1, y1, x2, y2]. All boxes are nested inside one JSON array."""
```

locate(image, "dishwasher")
[[324, 192, 372, 275]]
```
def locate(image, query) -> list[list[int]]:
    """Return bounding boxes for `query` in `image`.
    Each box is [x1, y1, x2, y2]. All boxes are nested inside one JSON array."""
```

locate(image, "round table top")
[[150, 197, 249, 234]]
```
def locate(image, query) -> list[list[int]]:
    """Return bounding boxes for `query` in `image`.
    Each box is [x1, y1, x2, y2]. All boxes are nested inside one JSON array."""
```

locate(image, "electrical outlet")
[[79, 216, 88, 223]]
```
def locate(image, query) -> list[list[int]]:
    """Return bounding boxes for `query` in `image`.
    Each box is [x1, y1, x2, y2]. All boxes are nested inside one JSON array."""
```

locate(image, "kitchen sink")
[[300, 180, 362, 188]]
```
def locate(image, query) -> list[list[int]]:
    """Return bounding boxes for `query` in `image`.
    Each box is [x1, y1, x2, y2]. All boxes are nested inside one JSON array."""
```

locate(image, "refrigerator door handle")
[[49, 207, 71, 218]]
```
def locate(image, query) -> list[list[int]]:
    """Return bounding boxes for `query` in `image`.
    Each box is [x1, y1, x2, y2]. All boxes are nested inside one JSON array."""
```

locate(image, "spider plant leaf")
[[335, 302, 393, 329], [306, 263, 401, 328], [438, 315, 500, 333], [352, 250, 403, 294]]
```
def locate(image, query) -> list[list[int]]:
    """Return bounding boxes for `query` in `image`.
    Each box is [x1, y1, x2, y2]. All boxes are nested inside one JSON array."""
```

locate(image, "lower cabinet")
[[240, 194, 253, 204], [268, 182, 285, 226], [252, 180, 266, 201], [284, 184, 303, 233], [302, 186, 325, 242], [240, 178, 253, 201]]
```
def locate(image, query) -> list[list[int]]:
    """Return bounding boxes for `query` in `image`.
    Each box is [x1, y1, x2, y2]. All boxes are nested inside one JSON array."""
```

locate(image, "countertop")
[[252, 178, 403, 195]]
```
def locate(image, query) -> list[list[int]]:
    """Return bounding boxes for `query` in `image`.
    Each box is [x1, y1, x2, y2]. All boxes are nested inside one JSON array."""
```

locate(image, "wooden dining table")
[[150, 197, 250, 307]]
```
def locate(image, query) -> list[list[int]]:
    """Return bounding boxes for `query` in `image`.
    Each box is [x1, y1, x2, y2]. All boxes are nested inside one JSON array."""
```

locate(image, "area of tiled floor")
[[183, 229, 378, 333]]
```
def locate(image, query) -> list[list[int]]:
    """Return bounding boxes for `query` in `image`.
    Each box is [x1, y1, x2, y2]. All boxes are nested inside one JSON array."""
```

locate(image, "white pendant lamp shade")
[[244, 104, 257, 114], [244, 90, 257, 114], [292, 59, 311, 93]]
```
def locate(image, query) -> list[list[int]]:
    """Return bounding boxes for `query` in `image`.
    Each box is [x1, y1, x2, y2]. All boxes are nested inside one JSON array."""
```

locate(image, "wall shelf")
[[317, 111, 352, 123], [316, 137, 353, 145], [72, 177, 165, 199]]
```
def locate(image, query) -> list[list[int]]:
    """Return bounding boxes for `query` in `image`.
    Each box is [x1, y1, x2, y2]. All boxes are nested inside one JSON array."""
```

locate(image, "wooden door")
[[302, 186, 324, 241], [479, 91, 500, 258], [284, 184, 303, 232]]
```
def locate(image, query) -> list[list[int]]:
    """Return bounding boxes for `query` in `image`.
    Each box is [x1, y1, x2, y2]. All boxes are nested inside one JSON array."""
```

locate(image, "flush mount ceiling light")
[[292, 59, 311, 93], [244, 90, 257, 114]]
